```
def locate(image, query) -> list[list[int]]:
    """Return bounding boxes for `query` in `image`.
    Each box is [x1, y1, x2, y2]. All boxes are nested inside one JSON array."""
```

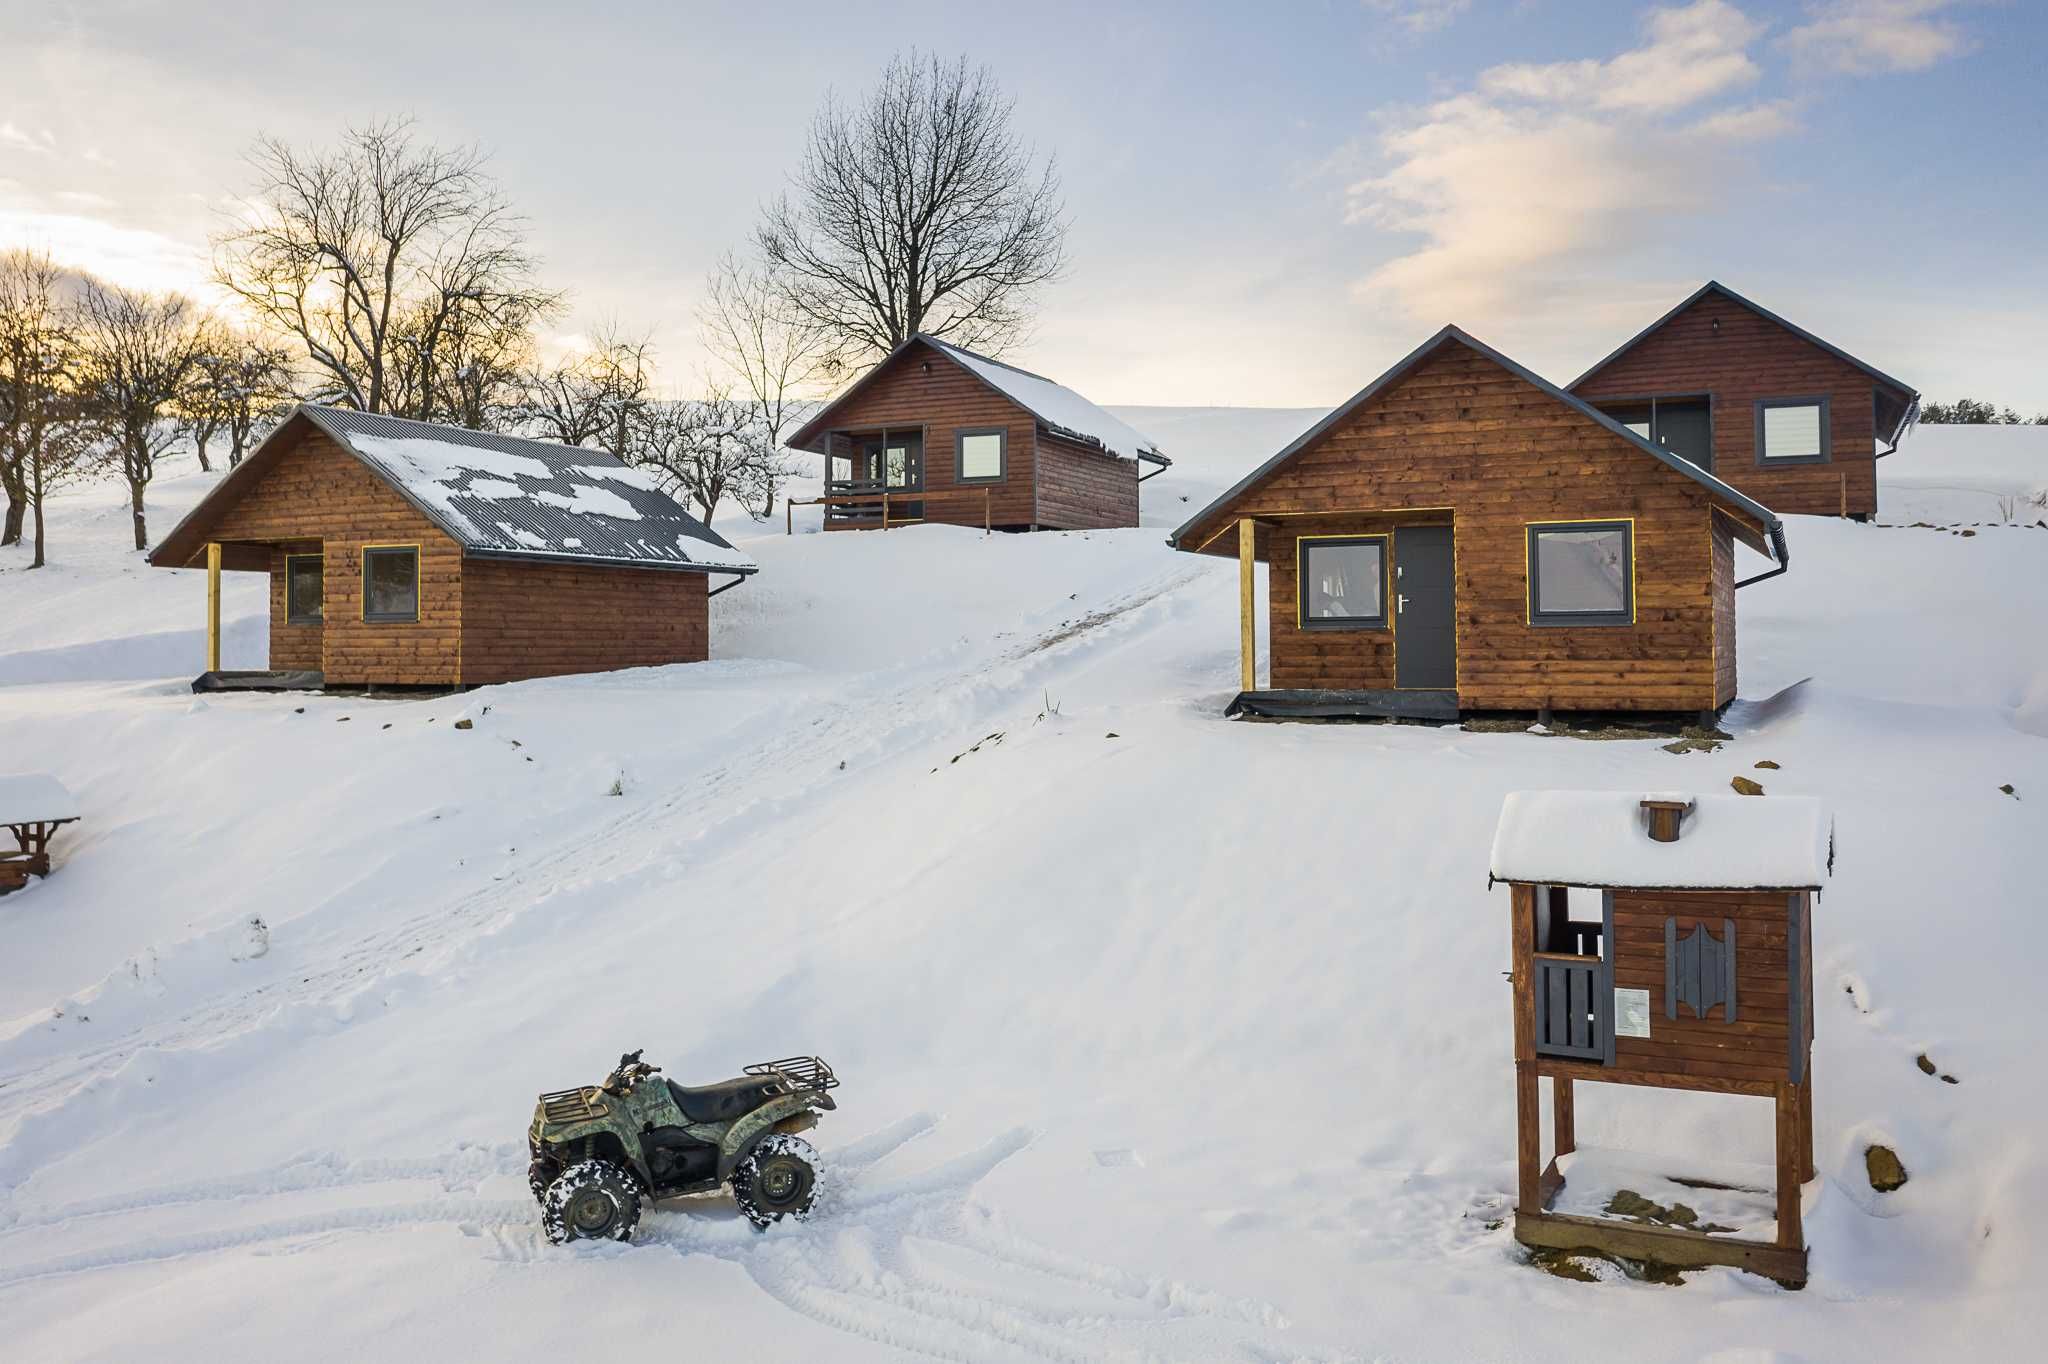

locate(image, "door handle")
[[1398, 593, 1410, 613]]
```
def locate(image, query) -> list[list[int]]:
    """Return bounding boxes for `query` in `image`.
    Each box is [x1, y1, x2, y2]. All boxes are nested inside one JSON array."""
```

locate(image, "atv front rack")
[[744, 1056, 840, 1093]]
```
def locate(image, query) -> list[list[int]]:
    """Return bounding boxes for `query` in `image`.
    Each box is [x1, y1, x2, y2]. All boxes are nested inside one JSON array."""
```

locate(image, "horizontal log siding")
[[266, 542, 324, 672], [1606, 889, 1795, 1088], [459, 559, 708, 685], [813, 340, 1037, 529], [205, 428, 462, 686], [1194, 343, 1723, 711], [1712, 513, 1737, 708], [1033, 431, 1140, 529], [1573, 291, 1882, 517]]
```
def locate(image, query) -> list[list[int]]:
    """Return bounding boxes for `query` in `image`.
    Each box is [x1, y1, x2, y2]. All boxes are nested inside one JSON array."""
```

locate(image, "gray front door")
[[1394, 525, 1456, 690], [1655, 400, 1712, 471]]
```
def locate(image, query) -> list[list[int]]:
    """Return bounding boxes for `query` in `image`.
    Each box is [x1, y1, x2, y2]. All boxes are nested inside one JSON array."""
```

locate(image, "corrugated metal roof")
[[300, 407, 755, 574]]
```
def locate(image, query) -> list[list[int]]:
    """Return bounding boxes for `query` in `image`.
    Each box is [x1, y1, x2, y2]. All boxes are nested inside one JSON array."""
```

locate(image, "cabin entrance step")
[[191, 669, 325, 694], [1226, 688, 1459, 721]]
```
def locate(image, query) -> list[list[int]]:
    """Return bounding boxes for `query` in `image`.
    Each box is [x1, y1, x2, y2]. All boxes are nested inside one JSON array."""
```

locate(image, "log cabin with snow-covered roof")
[[1569, 281, 1920, 520], [785, 334, 1170, 532], [1168, 325, 1790, 722], [146, 406, 755, 690]]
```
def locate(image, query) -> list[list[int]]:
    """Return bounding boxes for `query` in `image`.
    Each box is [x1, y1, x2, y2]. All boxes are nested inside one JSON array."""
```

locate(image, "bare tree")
[[755, 51, 1066, 369], [186, 327, 296, 468], [214, 117, 559, 419], [0, 249, 73, 549], [699, 251, 830, 515], [627, 389, 795, 524], [21, 397, 103, 569], [517, 322, 655, 459], [75, 280, 206, 550]]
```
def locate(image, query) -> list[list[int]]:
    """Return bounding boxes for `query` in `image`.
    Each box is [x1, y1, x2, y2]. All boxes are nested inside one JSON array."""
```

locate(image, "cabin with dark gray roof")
[[1169, 325, 1788, 722], [1569, 281, 1920, 519], [786, 335, 1169, 532], [148, 406, 754, 689]]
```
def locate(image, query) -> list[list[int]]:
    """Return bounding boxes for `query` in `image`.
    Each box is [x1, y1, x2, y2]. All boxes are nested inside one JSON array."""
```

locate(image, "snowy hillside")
[[1, 420, 2045, 1361]]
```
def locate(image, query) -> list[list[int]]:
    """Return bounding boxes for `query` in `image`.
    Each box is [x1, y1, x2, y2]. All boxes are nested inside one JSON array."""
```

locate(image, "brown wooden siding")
[[206, 428, 463, 686], [265, 542, 324, 672], [1034, 431, 1139, 529], [1573, 291, 1883, 517], [1605, 889, 1795, 1089], [458, 558, 708, 685], [1190, 342, 1741, 711], [1711, 512, 1737, 708], [810, 340, 1038, 529]]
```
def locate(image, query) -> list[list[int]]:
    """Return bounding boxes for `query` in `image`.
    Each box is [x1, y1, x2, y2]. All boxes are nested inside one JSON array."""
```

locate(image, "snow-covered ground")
[[0, 418, 2044, 1361]]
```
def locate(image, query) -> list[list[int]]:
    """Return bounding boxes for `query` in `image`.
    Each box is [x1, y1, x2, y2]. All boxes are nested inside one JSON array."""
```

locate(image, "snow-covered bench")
[[0, 774, 80, 895]]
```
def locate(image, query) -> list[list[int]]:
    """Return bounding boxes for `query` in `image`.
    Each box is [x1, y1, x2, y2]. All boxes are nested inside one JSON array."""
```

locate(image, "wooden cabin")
[[786, 335, 1170, 531], [147, 406, 756, 689], [1570, 281, 1920, 520], [1490, 790, 1834, 1286], [1166, 325, 1789, 722]]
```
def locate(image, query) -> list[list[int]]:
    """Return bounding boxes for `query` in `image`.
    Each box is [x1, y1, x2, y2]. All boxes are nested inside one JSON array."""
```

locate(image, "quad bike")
[[528, 1049, 839, 1243]]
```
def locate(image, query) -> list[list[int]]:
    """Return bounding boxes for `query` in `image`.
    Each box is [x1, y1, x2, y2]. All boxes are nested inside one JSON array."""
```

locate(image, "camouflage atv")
[[528, 1050, 838, 1243]]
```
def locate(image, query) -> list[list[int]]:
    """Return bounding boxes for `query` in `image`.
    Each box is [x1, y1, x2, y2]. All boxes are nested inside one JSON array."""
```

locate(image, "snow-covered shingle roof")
[[0, 774, 80, 824], [1489, 790, 1834, 891], [303, 408, 754, 573], [920, 338, 1166, 465]]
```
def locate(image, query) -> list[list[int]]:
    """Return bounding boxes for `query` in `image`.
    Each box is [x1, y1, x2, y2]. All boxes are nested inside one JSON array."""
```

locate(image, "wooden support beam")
[[1798, 1073, 1816, 1182], [1553, 1075, 1576, 1158], [205, 541, 222, 673], [1515, 1060, 1541, 1215], [1775, 1079, 1805, 1251], [1237, 518, 1256, 692]]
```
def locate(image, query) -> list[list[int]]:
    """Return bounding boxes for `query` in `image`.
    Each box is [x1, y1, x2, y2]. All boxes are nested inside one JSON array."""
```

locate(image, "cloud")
[[1478, 0, 1763, 113], [1344, 1, 1794, 325], [0, 121, 57, 156], [1362, 0, 1472, 33], [1782, 0, 1969, 74]]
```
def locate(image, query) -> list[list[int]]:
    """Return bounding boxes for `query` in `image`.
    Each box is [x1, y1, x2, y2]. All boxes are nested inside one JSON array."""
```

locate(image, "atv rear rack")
[[744, 1056, 840, 1093]]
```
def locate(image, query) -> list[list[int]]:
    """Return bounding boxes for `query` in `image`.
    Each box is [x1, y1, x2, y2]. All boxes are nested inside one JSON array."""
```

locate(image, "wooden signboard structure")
[[1489, 789, 1834, 1286]]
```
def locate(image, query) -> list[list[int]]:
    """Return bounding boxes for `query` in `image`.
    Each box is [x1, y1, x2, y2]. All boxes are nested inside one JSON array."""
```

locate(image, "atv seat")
[[667, 1077, 779, 1124]]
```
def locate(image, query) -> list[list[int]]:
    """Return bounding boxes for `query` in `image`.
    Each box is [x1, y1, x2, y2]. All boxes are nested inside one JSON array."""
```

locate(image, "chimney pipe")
[[1642, 798, 1691, 843]]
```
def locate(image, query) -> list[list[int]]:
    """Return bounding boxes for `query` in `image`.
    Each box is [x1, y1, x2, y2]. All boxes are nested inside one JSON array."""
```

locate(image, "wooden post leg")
[[1515, 1061, 1541, 1214], [1799, 1073, 1816, 1182], [1237, 518, 1257, 693], [786, 500, 792, 535], [881, 492, 889, 530], [205, 541, 223, 673], [1553, 1075, 1575, 1158], [1775, 1080, 1805, 1250], [984, 487, 990, 534]]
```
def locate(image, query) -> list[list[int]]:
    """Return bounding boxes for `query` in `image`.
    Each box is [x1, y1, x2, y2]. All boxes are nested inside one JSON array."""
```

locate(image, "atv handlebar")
[[603, 1049, 662, 1095]]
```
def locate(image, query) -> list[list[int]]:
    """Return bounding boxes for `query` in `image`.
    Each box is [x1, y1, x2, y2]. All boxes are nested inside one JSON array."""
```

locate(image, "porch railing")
[[787, 483, 992, 534], [1532, 950, 1611, 1062]]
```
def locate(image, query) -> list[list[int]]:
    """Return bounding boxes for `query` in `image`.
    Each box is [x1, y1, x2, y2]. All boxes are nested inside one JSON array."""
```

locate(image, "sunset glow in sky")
[[3, 0, 2040, 409]]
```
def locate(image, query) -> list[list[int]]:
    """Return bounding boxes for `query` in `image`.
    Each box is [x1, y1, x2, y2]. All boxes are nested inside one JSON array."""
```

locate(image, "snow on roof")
[[0, 774, 81, 824], [923, 338, 1166, 465], [304, 408, 755, 573], [1489, 790, 1833, 891]]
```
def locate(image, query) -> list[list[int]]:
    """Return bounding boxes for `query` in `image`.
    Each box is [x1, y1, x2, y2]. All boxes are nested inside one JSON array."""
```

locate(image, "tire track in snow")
[[0, 561, 1208, 1144], [0, 1112, 1320, 1363]]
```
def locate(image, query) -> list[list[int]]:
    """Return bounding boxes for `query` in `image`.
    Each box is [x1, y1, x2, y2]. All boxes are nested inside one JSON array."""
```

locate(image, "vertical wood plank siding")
[[1033, 431, 1140, 529], [206, 428, 464, 686], [1188, 344, 1742, 712], [809, 340, 1039, 529], [458, 558, 708, 684], [1572, 291, 1882, 517]]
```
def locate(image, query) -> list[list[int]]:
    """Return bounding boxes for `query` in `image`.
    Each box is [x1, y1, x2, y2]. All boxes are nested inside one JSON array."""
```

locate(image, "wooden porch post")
[[205, 541, 222, 673], [1552, 1076, 1576, 1158], [1237, 518, 1256, 693]]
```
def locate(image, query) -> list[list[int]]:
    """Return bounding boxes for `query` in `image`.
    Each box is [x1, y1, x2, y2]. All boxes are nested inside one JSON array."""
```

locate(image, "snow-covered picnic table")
[[0, 774, 81, 894]]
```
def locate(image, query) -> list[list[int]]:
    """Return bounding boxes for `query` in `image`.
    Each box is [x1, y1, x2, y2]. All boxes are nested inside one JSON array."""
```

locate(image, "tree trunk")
[[30, 495, 45, 569], [130, 478, 148, 551], [193, 433, 213, 472], [2, 493, 22, 547]]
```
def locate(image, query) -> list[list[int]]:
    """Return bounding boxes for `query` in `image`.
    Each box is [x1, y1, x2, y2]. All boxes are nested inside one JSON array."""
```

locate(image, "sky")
[[1, 0, 2042, 411]]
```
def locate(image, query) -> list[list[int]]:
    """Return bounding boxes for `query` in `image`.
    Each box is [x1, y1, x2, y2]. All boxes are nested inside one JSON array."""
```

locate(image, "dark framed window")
[[955, 427, 1007, 483], [284, 554, 324, 624], [362, 546, 420, 623], [1296, 535, 1387, 630], [1755, 396, 1829, 464], [1594, 395, 1712, 471], [1527, 521, 1634, 627]]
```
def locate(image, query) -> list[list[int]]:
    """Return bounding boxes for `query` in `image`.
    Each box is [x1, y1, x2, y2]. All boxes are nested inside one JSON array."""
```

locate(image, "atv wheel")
[[541, 1159, 642, 1244], [527, 1145, 563, 1205], [731, 1134, 820, 1229]]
